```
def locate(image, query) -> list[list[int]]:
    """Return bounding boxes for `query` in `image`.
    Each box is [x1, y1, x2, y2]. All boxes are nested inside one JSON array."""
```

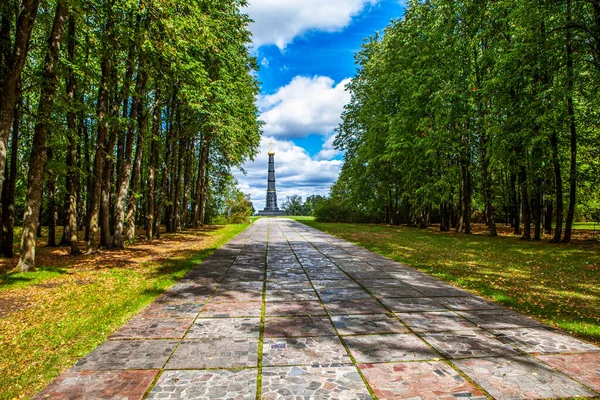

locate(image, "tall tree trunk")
[[65, 17, 80, 254], [172, 136, 184, 232], [481, 135, 497, 236], [154, 103, 174, 237], [1, 94, 20, 257], [182, 138, 193, 227], [0, 0, 41, 204], [16, 0, 67, 271], [166, 122, 179, 233], [511, 171, 521, 234], [191, 136, 204, 228], [83, 116, 92, 242], [87, 16, 114, 253], [193, 134, 210, 227], [519, 165, 531, 240], [533, 177, 542, 241], [456, 145, 472, 234], [113, 59, 145, 248], [46, 148, 57, 247], [198, 134, 210, 226], [100, 136, 115, 248], [146, 89, 159, 239], [563, 0, 577, 243], [124, 76, 148, 241], [544, 194, 553, 235], [198, 167, 210, 226]]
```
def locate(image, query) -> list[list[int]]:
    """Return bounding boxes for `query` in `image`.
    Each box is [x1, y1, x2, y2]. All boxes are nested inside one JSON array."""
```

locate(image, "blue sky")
[[236, 0, 405, 210]]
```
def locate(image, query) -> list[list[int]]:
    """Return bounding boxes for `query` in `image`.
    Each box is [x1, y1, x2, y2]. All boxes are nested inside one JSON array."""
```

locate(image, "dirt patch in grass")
[[0, 223, 248, 400], [0, 294, 31, 318]]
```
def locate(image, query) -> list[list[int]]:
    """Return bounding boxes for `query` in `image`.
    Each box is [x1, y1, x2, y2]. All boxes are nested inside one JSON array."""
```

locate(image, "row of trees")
[[328, 0, 600, 242], [0, 0, 261, 271], [281, 195, 324, 216]]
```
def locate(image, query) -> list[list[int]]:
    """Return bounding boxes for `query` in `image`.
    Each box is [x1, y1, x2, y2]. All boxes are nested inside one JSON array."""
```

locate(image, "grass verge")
[[0, 223, 249, 400], [297, 220, 600, 344]]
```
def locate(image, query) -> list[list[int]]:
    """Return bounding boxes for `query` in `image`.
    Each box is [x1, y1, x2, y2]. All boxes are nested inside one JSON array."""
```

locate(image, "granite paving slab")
[[166, 338, 259, 369], [407, 283, 471, 297], [137, 303, 203, 319], [396, 311, 479, 332], [262, 337, 351, 366], [358, 279, 411, 289], [323, 299, 388, 315], [179, 277, 222, 286], [222, 272, 265, 281], [306, 271, 350, 280], [265, 301, 326, 316], [366, 286, 425, 298], [261, 365, 371, 399], [458, 309, 544, 329], [316, 288, 372, 302], [266, 280, 313, 290], [434, 296, 501, 311], [210, 288, 263, 302], [155, 291, 211, 305], [110, 317, 193, 339], [147, 369, 257, 399], [537, 352, 600, 392], [420, 330, 521, 359], [72, 340, 178, 371], [491, 326, 600, 354], [311, 279, 362, 289], [348, 272, 394, 280], [381, 297, 447, 312], [33, 370, 159, 400], [359, 361, 487, 400], [344, 333, 438, 363], [454, 356, 597, 400], [264, 316, 336, 337], [198, 300, 263, 318], [187, 317, 261, 338], [265, 289, 319, 302], [266, 271, 307, 280], [167, 283, 218, 296], [331, 314, 408, 335], [219, 281, 265, 291]]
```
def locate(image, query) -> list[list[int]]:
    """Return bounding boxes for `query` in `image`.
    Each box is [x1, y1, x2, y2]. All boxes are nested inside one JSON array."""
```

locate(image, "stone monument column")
[[259, 141, 285, 216]]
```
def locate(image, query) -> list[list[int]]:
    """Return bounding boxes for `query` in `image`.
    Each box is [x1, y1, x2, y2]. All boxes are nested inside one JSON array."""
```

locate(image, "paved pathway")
[[36, 218, 600, 399]]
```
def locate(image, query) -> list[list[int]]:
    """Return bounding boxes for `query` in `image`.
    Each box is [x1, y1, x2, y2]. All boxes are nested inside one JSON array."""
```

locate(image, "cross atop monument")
[[268, 140, 275, 155]]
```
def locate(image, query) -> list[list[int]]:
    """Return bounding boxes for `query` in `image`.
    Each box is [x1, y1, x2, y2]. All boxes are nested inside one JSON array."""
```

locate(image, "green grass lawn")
[[298, 220, 600, 344], [0, 223, 248, 400], [285, 216, 315, 221], [573, 221, 600, 231]]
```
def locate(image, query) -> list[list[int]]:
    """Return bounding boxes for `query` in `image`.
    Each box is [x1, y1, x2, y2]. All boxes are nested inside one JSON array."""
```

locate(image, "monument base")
[[258, 208, 286, 217]]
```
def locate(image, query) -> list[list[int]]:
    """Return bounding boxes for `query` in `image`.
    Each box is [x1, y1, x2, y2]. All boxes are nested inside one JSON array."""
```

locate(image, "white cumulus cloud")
[[315, 134, 341, 161], [234, 136, 342, 211], [245, 0, 379, 49], [259, 75, 351, 139]]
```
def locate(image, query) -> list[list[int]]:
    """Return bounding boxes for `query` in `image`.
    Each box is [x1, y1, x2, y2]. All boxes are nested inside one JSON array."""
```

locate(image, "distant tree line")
[[0, 0, 261, 271], [281, 195, 325, 216], [320, 0, 600, 242]]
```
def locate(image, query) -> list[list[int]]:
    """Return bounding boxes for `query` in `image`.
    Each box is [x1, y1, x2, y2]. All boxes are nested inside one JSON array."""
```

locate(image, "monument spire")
[[259, 141, 285, 216]]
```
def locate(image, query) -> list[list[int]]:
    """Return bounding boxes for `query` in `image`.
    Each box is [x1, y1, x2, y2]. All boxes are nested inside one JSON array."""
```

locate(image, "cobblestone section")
[[34, 218, 600, 399]]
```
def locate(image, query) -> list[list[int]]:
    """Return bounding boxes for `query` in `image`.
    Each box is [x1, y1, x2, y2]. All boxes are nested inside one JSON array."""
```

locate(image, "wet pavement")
[[35, 218, 600, 399]]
